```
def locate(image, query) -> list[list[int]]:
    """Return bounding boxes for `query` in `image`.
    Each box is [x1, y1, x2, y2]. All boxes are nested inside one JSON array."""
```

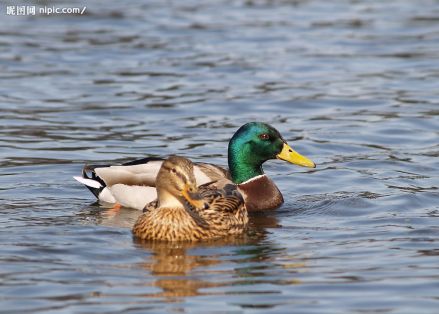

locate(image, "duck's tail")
[[73, 164, 107, 199]]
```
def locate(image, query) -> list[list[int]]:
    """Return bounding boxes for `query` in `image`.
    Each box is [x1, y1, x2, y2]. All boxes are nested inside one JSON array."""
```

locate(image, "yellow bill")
[[182, 184, 208, 209], [276, 142, 316, 168]]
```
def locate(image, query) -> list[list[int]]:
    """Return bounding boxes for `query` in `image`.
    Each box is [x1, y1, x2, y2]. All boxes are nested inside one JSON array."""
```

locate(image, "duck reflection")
[[78, 204, 305, 302], [134, 238, 239, 300], [131, 211, 293, 301]]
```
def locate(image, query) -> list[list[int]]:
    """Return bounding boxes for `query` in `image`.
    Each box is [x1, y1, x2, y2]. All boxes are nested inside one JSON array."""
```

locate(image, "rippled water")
[[1, 0, 438, 313]]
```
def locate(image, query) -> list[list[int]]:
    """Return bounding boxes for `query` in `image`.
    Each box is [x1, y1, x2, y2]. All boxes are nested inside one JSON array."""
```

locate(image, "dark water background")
[[1, 0, 438, 313]]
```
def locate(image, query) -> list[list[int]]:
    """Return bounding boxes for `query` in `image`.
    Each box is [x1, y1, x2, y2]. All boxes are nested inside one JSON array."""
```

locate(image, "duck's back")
[[197, 181, 248, 234]]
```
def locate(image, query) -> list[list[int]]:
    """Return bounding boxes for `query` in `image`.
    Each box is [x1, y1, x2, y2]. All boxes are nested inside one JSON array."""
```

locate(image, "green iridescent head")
[[228, 122, 315, 184]]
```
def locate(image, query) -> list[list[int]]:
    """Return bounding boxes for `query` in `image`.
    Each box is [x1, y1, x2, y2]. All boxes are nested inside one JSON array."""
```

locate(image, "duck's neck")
[[228, 146, 264, 184], [158, 190, 184, 209]]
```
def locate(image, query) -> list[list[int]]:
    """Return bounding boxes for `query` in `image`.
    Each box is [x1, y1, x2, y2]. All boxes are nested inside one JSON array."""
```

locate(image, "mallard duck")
[[132, 156, 248, 241], [74, 122, 315, 211]]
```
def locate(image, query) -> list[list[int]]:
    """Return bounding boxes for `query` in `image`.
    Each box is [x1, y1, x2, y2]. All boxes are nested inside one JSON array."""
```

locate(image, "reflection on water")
[[1, 0, 439, 313], [133, 224, 305, 305], [135, 239, 249, 301], [137, 241, 226, 300]]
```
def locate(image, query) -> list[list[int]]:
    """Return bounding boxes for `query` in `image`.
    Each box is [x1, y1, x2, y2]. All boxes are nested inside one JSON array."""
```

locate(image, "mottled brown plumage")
[[132, 156, 248, 241]]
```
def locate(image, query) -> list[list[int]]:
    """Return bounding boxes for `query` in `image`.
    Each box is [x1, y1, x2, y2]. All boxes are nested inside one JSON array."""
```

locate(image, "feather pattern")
[[75, 157, 229, 210], [132, 157, 248, 242], [134, 185, 248, 241], [74, 122, 315, 212]]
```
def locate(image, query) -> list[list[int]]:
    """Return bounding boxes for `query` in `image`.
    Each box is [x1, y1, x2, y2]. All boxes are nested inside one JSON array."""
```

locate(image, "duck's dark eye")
[[171, 168, 177, 174], [259, 133, 270, 140]]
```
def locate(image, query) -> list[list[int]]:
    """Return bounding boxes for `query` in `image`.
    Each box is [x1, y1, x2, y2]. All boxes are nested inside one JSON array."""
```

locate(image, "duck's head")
[[228, 122, 316, 184], [156, 156, 207, 210]]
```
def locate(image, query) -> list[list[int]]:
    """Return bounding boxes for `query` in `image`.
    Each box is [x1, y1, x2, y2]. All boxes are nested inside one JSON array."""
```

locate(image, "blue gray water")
[[1, 0, 438, 313]]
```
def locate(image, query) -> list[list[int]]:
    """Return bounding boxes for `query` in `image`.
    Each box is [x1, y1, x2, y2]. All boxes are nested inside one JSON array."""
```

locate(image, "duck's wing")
[[77, 158, 228, 190], [73, 157, 164, 204], [198, 180, 244, 214], [74, 158, 163, 209], [74, 157, 230, 209], [93, 158, 165, 187], [188, 182, 247, 233]]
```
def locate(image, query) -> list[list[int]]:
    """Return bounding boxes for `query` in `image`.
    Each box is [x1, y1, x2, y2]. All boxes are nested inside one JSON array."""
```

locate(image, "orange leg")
[[105, 202, 122, 217]]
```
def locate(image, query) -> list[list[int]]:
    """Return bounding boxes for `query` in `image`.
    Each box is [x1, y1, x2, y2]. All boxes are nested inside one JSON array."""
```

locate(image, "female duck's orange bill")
[[182, 184, 209, 209]]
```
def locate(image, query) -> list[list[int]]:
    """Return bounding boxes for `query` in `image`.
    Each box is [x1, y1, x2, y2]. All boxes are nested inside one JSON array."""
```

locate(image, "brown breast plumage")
[[237, 175, 284, 211]]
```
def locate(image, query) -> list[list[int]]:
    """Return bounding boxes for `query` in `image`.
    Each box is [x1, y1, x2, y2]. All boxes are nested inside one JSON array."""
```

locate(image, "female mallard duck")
[[132, 156, 248, 241], [74, 122, 315, 211]]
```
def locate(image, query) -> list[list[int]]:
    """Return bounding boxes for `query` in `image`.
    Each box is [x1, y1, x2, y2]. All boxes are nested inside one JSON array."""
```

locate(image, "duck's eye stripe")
[[162, 165, 188, 182], [162, 165, 172, 172]]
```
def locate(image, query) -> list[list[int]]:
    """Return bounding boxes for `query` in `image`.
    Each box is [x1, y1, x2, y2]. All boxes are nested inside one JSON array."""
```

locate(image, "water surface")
[[1, 0, 438, 313]]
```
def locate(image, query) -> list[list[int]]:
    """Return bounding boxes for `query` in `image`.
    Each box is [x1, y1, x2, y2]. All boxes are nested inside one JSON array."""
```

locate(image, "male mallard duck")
[[74, 122, 315, 211], [132, 156, 248, 241]]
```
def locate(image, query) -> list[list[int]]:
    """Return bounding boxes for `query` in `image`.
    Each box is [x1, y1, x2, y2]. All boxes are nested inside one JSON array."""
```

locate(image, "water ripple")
[[0, 0, 438, 313]]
